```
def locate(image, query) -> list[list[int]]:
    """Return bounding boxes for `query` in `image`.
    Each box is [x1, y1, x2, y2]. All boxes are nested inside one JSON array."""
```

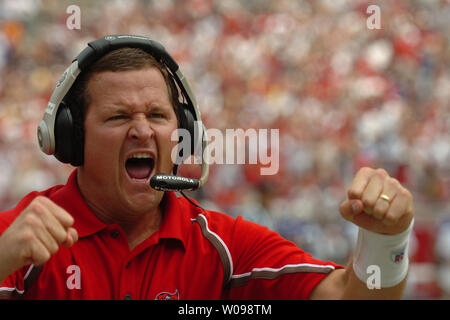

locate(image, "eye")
[[148, 113, 165, 119], [108, 115, 127, 121]]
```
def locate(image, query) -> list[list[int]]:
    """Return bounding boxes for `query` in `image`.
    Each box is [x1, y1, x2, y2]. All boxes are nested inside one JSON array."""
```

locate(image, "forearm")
[[0, 236, 20, 285], [341, 257, 406, 299], [310, 257, 408, 299], [0, 268, 10, 286], [0, 253, 16, 285]]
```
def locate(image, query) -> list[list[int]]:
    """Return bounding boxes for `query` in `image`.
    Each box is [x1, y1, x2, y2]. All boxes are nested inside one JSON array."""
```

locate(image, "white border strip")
[[0, 264, 35, 296], [196, 214, 234, 282], [23, 264, 35, 280], [231, 263, 336, 279], [0, 286, 25, 294]]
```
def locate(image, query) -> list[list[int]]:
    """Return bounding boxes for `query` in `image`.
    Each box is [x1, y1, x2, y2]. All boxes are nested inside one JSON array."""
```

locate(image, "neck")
[[120, 209, 162, 250], [84, 193, 163, 250], [76, 170, 163, 251]]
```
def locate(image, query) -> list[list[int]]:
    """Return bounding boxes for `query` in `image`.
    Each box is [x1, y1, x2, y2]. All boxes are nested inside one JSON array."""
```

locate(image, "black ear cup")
[[54, 101, 84, 166], [172, 103, 198, 175], [54, 102, 74, 164], [183, 104, 197, 156], [173, 103, 196, 163], [166, 74, 198, 157]]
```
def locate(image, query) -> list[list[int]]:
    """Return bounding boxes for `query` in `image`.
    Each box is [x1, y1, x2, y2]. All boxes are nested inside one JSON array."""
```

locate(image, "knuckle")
[[38, 251, 51, 264], [27, 200, 46, 218], [27, 200, 41, 213], [32, 196, 48, 206], [357, 167, 372, 176], [386, 177, 399, 188], [398, 188, 410, 198], [375, 168, 388, 178], [30, 246, 51, 266], [404, 188, 412, 198], [360, 166, 372, 173], [22, 213, 41, 228], [32, 196, 43, 204], [393, 178, 401, 186], [19, 229, 36, 244]]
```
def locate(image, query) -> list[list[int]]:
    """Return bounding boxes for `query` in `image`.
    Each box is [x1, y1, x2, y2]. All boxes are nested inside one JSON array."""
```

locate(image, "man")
[[0, 36, 414, 299]]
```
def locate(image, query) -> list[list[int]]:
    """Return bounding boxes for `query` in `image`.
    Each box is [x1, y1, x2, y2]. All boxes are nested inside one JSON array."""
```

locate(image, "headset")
[[37, 34, 209, 192]]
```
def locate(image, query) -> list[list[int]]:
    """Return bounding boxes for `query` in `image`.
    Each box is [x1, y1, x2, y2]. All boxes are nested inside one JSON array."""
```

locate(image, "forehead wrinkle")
[[105, 86, 170, 112], [91, 69, 169, 96], [104, 102, 168, 114]]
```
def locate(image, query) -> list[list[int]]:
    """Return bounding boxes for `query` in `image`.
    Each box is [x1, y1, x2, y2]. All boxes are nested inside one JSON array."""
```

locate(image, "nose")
[[128, 116, 154, 142]]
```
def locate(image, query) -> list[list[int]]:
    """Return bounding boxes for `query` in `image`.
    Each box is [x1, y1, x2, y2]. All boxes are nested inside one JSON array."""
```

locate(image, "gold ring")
[[380, 194, 391, 203]]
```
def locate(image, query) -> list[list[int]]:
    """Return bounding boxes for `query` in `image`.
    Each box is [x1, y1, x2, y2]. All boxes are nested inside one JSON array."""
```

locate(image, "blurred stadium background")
[[0, 0, 449, 299]]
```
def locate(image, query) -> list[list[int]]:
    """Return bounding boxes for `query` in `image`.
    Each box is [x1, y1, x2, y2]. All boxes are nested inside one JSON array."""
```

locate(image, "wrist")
[[352, 219, 414, 288]]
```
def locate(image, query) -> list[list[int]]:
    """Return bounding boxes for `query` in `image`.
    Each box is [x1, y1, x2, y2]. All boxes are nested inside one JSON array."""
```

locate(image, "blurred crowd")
[[0, 0, 449, 299]]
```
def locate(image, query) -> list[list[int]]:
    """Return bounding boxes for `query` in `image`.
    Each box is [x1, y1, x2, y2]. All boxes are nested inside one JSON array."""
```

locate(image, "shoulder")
[[168, 193, 314, 261], [187, 201, 268, 243], [174, 194, 238, 227], [187, 200, 288, 261]]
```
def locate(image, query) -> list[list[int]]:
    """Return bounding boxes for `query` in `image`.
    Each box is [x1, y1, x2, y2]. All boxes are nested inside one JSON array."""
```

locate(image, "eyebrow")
[[103, 104, 168, 114]]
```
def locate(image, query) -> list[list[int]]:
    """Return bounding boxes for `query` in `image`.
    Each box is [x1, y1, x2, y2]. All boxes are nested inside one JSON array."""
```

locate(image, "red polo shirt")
[[0, 170, 342, 299]]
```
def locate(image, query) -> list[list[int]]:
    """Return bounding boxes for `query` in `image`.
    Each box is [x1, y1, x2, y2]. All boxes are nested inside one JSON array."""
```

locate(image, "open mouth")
[[125, 152, 155, 182]]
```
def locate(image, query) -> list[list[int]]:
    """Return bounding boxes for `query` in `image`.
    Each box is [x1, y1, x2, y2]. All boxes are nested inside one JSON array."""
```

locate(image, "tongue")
[[126, 160, 152, 180]]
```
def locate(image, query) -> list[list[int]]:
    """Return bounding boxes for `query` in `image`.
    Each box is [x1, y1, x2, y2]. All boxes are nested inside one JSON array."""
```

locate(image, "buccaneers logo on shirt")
[[155, 289, 179, 300]]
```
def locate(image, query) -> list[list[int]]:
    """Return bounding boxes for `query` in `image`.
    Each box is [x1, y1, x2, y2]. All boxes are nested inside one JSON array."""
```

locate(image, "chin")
[[125, 190, 164, 213]]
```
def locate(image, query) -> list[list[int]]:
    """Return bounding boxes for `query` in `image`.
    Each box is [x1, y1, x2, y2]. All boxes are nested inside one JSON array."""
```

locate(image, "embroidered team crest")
[[155, 289, 179, 300]]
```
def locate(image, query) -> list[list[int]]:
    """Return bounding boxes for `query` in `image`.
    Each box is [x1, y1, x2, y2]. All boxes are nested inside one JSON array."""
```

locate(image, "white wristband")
[[352, 219, 414, 288]]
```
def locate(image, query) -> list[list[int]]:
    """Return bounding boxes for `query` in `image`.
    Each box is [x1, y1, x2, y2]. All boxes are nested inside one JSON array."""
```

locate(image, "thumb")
[[340, 199, 364, 222]]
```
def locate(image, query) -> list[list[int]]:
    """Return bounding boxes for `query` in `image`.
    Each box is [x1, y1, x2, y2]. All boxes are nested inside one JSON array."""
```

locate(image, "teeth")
[[129, 152, 153, 159]]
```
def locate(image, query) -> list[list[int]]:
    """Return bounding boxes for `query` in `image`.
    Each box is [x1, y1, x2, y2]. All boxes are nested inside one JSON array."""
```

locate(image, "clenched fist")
[[0, 196, 78, 282], [340, 167, 414, 235]]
